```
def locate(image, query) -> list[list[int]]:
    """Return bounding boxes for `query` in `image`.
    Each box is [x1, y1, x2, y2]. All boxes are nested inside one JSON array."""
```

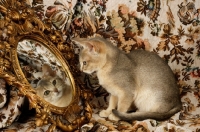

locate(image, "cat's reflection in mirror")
[[35, 64, 72, 107]]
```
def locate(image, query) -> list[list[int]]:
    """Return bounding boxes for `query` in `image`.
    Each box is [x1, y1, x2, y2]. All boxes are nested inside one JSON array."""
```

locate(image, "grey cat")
[[72, 36, 182, 121], [35, 64, 72, 107]]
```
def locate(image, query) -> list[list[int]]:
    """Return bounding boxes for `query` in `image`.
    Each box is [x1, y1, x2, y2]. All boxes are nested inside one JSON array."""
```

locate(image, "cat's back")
[[128, 49, 169, 70], [127, 49, 176, 85], [128, 50, 163, 64]]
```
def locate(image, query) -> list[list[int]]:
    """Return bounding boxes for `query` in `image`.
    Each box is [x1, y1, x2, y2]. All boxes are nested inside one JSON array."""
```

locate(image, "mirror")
[[0, 0, 92, 131], [17, 39, 72, 107]]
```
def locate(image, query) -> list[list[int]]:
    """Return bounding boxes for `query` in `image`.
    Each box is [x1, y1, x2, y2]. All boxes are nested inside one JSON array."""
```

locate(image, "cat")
[[35, 64, 72, 107], [72, 36, 182, 121]]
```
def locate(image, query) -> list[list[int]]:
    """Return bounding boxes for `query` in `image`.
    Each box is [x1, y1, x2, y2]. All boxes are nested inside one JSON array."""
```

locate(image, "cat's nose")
[[53, 88, 58, 92]]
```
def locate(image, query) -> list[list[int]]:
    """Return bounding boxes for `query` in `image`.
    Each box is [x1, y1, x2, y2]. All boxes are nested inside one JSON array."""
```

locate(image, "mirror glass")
[[17, 39, 72, 107]]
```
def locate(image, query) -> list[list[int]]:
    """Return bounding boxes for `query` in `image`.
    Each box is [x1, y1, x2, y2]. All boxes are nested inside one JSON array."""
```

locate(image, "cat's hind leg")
[[99, 95, 118, 118], [108, 94, 133, 121]]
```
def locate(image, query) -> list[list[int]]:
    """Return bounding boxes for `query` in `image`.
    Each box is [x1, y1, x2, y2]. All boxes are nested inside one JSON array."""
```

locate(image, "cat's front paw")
[[108, 113, 120, 121], [99, 110, 111, 118]]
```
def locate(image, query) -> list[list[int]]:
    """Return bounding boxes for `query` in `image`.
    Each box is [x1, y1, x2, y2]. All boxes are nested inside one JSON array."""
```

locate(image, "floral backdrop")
[[0, 0, 200, 131], [17, 39, 71, 88]]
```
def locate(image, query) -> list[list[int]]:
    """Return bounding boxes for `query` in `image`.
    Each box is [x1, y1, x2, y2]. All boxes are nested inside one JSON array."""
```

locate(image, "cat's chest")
[[97, 72, 111, 85], [97, 73, 118, 93]]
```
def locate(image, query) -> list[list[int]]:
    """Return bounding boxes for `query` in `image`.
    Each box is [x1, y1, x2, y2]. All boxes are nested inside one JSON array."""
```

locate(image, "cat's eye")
[[52, 80, 56, 85], [83, 61, 87, 65], [44, 90, 50, 96]]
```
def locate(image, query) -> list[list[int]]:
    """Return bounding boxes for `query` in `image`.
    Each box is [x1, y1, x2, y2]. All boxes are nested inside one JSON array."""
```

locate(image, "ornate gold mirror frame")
[[0, 0, 92, 131]]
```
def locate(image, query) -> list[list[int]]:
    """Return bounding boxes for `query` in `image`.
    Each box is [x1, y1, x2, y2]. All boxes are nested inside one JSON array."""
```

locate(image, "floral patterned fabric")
[[1, 0, 200, 131], [18, 39, 71, 88], [0, 80, 24, 129]]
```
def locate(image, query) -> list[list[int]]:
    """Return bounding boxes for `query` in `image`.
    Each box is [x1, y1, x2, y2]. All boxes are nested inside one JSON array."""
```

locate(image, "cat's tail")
[[112, 106, 182, 121]]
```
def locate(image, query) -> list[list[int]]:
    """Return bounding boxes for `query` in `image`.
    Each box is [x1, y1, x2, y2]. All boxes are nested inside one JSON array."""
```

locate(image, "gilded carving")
[[0, 0, 92, 131]]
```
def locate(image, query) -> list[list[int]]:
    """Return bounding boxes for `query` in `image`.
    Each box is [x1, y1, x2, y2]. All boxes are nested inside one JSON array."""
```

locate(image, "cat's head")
[[35, 64, 66, 102], [72, 37, 107, 74]]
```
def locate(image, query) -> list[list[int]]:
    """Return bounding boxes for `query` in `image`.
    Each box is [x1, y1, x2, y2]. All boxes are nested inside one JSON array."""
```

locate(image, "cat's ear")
[[72, 38, 100, 54], [71, 38, 88, 48], [42, 64, 56, 77], [84, 41, 100, 54]]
